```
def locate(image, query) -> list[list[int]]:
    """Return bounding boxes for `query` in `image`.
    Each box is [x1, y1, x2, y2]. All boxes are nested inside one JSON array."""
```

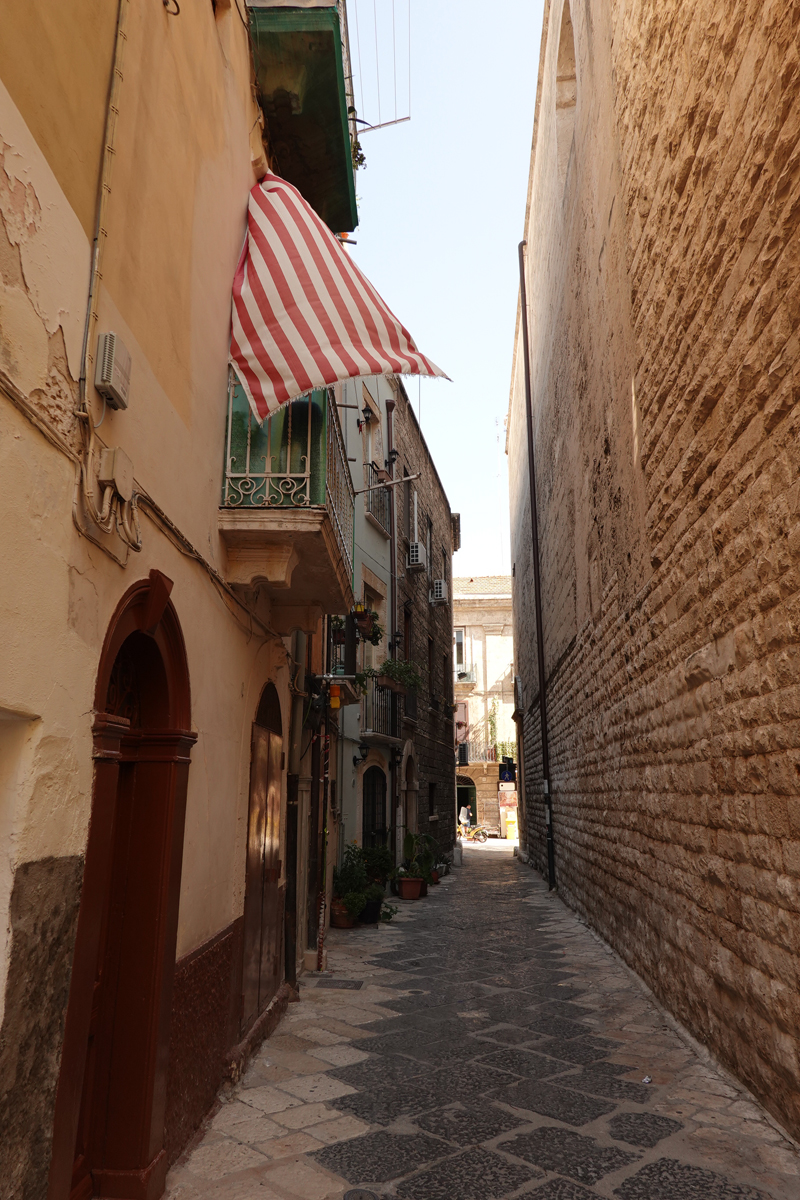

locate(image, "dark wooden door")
[[242, 725, 283, 1032], [363, 766, 387, 848]]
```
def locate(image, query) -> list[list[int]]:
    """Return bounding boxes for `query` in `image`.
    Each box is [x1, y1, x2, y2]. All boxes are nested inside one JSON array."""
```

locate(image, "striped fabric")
[[230, 173, 446, 421]]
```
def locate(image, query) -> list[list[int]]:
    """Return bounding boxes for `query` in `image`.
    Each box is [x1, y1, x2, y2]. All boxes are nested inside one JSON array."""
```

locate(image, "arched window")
[[363, 766, 387, 848], [556, 0, 577, 191]]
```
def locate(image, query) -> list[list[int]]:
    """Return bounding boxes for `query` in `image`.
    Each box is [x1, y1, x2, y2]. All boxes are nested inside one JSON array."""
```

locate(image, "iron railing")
[[365, 461, 391, 533], [223, 378, 354, 583], [454, 665, 477, 683], [363, 679, 400, 738]]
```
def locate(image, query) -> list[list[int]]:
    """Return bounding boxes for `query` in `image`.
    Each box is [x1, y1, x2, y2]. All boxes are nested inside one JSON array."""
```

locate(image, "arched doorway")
[[362, 766, 387, 848], [241, 682, 283, 1034], [49, 572, 194, 1200]]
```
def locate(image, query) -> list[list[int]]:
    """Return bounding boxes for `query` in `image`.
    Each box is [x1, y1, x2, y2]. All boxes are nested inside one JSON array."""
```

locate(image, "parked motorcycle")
[[458, 822, 488, 843]]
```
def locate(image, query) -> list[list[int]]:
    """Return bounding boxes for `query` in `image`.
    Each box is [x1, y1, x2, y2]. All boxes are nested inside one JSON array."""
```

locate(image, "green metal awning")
[[248, 4, 358, 233]]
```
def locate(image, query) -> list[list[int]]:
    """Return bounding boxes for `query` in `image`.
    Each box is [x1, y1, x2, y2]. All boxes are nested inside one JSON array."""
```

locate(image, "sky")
[[344, 0, 544, 578]]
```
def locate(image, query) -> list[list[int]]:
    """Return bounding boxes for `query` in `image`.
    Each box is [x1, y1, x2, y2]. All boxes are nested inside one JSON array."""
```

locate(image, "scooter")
[[458, 821, 488, 843]]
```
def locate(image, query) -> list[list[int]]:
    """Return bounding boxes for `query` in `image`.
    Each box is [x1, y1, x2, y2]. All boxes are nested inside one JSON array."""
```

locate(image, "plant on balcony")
[[353, 605, 383, 645], [373, 658, 422, 692], [330, 614, 346, 645]]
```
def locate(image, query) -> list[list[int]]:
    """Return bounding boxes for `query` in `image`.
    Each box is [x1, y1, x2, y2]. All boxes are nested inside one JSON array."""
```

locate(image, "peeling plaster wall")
[[0, 2, 296, 1177]]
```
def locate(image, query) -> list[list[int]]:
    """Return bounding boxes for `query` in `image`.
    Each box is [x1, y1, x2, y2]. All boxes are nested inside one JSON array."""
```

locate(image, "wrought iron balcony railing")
[[223, 379, 354, 586], [363, 679, 400, 739], [364, 461, 391, 534]]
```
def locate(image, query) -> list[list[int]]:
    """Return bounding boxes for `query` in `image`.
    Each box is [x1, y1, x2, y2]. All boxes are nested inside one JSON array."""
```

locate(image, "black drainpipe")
[[518, 239, 556, 890]]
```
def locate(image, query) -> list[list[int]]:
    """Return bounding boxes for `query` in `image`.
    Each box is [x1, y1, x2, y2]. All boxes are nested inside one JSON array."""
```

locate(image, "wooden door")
[[242, 725, 283, 1032]]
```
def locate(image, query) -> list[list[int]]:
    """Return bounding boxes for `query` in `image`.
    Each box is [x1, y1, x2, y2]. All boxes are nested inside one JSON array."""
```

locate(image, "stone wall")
[[393, 382, 457, 854], [509, 0, 800, 1139]]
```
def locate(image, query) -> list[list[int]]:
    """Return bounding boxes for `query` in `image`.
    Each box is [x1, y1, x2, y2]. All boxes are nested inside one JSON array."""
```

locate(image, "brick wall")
[[509, 0, 800, 1138], [392, 383, 457, 854]]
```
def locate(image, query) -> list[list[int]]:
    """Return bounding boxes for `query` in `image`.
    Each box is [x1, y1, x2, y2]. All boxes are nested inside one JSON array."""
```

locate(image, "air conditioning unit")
[[431, 579, 448, 604], [95, 332, 132, 410], [407, 542, 426, 571]]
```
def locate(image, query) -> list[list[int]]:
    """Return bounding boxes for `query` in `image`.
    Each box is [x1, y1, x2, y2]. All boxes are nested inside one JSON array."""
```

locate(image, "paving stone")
[[329, 1086, 428, 1125], [311, 1130, 444, 1183], [395, 1145, 543, 1200], [543, 1038, 621, 1066], [571, 1069, 652, 1104], [502, 1126, 639, 1184], [613, 1158, 771, 1199], [328, 1056, 420, 1090], [524, 1016, 593, 1040], [477, 1047, 568, 1080], [495, 1079, 616, 1126], [415, 1100, 529, 1145], [526, 1181, 602, 1200], [608, 1112, 684, 1147], [476, 1025, 544, 1047], [434, 1060, 521, 1095]]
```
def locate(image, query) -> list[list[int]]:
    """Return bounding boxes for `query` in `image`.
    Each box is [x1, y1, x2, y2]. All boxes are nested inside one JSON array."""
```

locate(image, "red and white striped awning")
[[230, 173, 446, 422]]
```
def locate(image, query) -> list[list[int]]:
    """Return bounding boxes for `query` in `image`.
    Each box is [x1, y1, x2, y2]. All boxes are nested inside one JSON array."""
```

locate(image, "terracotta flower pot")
[[376, 674, 405, 694], [330, 900, 357, 928], [397, 876, 422, 900], [430, 870, 440, 885]]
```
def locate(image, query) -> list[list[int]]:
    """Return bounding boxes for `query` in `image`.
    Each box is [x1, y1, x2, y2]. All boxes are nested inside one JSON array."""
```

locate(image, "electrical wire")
[[373, 0, 381, 125], [352, 0, 365, 120], [392, 0, 397, 121]]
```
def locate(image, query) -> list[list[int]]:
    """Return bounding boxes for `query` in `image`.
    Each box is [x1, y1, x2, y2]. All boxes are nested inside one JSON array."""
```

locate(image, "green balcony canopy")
[[248, 4, 358, 233]]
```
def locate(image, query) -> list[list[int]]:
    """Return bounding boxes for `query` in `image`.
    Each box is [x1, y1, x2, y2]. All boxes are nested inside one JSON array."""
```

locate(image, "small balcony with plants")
[[219, 379, 355, 632]]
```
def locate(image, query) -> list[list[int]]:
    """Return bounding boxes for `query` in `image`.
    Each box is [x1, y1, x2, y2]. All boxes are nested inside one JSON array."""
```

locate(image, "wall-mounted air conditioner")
[[431, 579, 448, 604], [95, 332, 132, 410], [407, 542, 426, 571]]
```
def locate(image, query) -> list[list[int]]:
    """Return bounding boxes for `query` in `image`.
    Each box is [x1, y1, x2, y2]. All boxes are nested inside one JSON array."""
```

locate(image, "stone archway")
[[49, 571, 195, 1200]]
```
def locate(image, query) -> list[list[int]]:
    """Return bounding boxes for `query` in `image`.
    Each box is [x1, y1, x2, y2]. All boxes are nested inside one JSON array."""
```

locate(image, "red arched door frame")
[[49, 571, 195, 1200]]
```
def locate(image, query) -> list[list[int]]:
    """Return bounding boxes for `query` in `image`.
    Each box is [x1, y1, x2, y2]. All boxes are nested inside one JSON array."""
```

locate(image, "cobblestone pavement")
[[166, 846, 800, 1200]]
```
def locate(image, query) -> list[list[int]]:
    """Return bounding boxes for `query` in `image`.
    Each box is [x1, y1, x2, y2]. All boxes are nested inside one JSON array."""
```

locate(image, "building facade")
[[453, 576, 516, 835], [331, 376, 459, 866], [508, 0, 800, 1141], [0, 1, 396, 1193]]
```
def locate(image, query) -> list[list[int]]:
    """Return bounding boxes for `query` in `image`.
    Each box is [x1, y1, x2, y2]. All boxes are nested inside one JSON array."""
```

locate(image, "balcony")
[[219, 380, 354, 632], [248, 3, 358, 233], [454, 665, 477, 685], [362, 680, 401, 743], [364, 462, 391, 536]]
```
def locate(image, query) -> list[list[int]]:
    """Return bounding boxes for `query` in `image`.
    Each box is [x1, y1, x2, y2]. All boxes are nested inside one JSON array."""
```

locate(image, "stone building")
[[0, 2, 437, 1193], [508, 0, 800, 1141], [329, 374, 458, 866], [453, 576, 516, 835]]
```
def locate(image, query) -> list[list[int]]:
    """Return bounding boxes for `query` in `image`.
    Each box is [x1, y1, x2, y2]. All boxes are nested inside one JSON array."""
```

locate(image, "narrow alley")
[[165, 849, 800, 1200]]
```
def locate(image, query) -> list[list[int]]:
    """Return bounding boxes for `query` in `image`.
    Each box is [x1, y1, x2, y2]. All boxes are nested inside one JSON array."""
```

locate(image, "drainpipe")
[[386, 394, 398, 859], [518, 240, 556, 891], [285, 629, 307, 986]]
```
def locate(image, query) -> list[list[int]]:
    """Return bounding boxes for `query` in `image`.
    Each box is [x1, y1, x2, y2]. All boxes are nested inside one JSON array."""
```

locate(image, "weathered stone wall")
[[393, 382, 457, 853], [509, 0, 800, 1139]]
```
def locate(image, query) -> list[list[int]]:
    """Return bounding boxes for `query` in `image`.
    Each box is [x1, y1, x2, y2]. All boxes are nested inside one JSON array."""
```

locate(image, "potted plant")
[[359, 882, 385, 923], [396, 866, 423, 900], [332, 842, 368, 927], [331, 896, 357, 927], [330, 615, 346, 645], [361, 844, 393, 885], [375, 658, 422, 695]]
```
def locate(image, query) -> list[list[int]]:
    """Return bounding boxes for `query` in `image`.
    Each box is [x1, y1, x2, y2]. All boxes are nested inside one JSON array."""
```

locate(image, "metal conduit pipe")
[[518, 240, 556, 890]]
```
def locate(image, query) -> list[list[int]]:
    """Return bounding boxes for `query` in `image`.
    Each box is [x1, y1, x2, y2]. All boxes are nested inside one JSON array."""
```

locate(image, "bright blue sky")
[[344, 0, 544, 577]]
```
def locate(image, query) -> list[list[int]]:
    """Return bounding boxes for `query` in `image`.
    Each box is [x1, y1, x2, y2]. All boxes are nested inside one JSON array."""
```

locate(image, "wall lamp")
[[353, 742, 369, 768], [386, 448, 399, 466], [361, 405, 373, 424]]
